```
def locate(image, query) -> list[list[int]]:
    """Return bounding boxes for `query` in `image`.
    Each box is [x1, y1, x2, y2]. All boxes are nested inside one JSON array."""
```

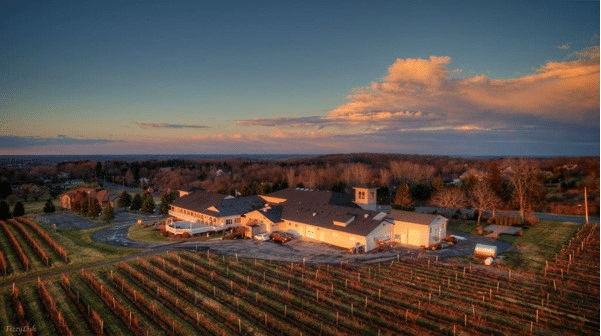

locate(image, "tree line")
[[0, 154, 598, 220]]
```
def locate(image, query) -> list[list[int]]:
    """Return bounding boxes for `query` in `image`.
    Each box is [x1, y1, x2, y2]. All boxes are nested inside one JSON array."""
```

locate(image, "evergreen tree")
[[88, 199, 102, 218], [159, 192, 172, 215], [141, 193, 155, 214], [0, 201, 10, 220], [130, 193, 142, 211], [43, 199, 56, 214], [101, 203, 115, 223], [117, 191, 132, 208], [392, 184, 415, 211], [13, 201, 25, 217]]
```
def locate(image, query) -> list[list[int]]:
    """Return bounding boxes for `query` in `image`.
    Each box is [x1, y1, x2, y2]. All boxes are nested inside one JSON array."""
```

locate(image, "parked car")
[[270, 231, 292, 244], [254, 233, 270, 241]]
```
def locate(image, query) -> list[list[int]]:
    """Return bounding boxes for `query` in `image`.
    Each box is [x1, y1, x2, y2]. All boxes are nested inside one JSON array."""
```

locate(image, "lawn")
[[497, 220, 580, 273], [127, 223, 170, 243], [446, 219, 480, 234]]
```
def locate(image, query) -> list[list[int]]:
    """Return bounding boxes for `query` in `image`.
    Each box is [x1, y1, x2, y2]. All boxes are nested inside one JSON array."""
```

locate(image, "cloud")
[[236, 111, 429, 129], [136, 122, 210, 129], [558, 44, 570, 50], [0, 135, 119, 148], [238, 46, 599, 135]]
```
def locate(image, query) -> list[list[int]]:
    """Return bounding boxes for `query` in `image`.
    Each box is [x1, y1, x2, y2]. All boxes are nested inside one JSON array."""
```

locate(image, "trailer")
[[474, 243, 497, 259]]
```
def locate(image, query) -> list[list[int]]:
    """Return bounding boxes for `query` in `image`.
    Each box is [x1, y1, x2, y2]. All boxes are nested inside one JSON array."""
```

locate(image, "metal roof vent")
[[313, 212, 317, 216], [364, 213, 369, 219]]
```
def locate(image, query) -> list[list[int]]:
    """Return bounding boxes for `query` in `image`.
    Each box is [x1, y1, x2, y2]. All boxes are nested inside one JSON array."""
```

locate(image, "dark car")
[[270, 231, 292, 244]]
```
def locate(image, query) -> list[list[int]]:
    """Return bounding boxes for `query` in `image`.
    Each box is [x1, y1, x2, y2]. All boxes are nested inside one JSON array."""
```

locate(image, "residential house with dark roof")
[[60, 187, 119, 209]]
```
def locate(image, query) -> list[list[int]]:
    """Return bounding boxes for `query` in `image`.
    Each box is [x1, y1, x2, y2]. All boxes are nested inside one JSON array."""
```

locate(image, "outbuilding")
[[387, 210, 448, 248]]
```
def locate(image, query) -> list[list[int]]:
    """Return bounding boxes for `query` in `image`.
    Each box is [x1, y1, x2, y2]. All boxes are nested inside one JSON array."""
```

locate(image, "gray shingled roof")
[[171, 190, 264, 218], [257, 205, 283, 223], [281, 202, 385, 237], [386, 209, 440, 225], [265, 188, 360, 208]]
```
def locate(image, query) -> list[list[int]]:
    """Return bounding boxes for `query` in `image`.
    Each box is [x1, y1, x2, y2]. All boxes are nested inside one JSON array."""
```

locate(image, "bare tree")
[[506, 158, 540, 222], [469, 181, 501, 225], [429, 187, 468, 209]]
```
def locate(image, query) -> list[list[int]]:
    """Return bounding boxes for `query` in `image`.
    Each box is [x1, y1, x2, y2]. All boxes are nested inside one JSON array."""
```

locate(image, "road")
[[416, 207, 599, 224]]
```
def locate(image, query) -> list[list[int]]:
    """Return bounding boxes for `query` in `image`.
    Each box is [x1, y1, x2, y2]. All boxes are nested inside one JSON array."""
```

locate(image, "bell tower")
[[353, 186, 378, 211]]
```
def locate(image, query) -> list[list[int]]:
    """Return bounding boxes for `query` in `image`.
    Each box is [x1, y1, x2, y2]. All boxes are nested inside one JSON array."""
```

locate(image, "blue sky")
[[1, 0, 599, 156]]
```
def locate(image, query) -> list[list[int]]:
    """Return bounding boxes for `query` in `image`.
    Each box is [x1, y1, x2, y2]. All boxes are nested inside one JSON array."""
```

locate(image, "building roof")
[[263, 188, 359, 208], [171, 190, 264, 218], [386, 209, 440, 225], [281, 202, 386, 237], [258, 205, 283, 223], [60, 187, 117, 204]]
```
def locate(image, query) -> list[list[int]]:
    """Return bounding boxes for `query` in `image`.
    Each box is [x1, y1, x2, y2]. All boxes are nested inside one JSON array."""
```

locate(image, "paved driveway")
[[168, 232, 513, 265]]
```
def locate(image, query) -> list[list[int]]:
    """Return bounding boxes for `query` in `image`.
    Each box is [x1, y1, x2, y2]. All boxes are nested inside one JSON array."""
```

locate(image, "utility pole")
[[585, 187, 589, 224]]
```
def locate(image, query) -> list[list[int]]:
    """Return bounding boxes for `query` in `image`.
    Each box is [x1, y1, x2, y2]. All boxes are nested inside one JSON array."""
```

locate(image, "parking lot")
[[173, 230, 514, 265]]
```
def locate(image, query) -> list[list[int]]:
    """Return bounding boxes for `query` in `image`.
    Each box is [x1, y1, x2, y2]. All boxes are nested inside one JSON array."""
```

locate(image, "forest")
[[0, 153, 599, 219]]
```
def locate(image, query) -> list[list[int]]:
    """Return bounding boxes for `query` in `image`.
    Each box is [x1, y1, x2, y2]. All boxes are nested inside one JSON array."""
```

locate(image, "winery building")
[[169, 186, 447, 252]]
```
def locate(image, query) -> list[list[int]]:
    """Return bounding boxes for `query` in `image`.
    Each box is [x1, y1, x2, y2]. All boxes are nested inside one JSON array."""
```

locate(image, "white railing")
[[165, 223, 217, 235]]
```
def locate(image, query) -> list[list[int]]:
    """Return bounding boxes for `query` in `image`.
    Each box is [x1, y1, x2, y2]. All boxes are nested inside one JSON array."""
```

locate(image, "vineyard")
[[0, 217, 69, 276], [0, 223, 598, 336]]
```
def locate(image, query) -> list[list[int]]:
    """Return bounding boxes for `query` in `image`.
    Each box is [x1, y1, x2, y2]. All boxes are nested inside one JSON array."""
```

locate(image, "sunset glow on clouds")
[[238, 47, 599, 136]]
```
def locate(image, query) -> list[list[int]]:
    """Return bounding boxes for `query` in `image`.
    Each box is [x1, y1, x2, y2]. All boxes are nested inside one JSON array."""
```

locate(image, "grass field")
[[497, 220, 580, 273], [447, 219, 480, 234], [127, 224, 170, 243]]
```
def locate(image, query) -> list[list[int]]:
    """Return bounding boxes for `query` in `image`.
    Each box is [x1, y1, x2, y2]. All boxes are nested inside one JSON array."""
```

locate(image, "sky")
[[1, 0, 599, 156]]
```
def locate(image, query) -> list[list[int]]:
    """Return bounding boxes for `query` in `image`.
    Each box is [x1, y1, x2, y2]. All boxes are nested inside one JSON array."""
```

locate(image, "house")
[[168, 186, 447, 252], [60, 187, 118, 209], [386, 210, 447, 247]]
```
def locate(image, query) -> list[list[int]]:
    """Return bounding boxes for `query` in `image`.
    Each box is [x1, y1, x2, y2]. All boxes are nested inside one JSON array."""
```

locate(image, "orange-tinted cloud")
[[238, 46, 599, 133]]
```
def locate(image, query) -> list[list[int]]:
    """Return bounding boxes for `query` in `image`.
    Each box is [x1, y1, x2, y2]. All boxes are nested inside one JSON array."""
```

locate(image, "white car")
[[254, 233, 270, 241]]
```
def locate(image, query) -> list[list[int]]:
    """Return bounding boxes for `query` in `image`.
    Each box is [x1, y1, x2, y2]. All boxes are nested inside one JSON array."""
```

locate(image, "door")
[[408, 230, 420, 246], [306, 226, 315, 239]]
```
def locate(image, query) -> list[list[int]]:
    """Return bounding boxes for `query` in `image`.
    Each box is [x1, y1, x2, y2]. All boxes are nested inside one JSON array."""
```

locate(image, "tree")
[[101, 203, 115, 223], [130, 193, 142, 211], [13, 201, 25, 217], [469, 181, 500, 225], [0, 181, 12, 199], [429, 187, 468, 210], [159, 192, 173, 215], [117, 191, 132, 208], [78, 195, 90, 216], [88, 199, 102, 218], [13, 185, 31, 202], [30, 186, 45, 201], [431, 175, 444, 190], [507, 158, 540, 222], [392, 184, 415, 211], [0, 201, 10, 220], [141, 193, 155, 214], [43, 199, 56, 214], [48, 185, 64, 199]]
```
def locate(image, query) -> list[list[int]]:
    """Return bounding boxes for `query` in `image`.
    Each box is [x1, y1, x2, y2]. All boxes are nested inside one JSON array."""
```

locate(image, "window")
[[226, 219, 232, 225]]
